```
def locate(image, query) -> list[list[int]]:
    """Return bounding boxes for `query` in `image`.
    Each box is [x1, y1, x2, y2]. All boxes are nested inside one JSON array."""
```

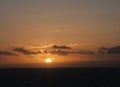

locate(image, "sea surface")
[[0, 68, 120, 87]]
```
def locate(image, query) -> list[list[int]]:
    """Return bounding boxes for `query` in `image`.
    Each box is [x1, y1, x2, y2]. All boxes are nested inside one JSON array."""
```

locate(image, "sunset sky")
[[0, 0, 120, 67]]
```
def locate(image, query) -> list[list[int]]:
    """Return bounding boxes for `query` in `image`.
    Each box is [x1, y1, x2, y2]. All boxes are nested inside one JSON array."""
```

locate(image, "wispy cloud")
[[0, 50, 17, 56], [1, 44, 120, 58], [49, 50, 69, 56], [27, 44, 96, 56], [12, 47, 42, 55], [52, 45, 71, 49]]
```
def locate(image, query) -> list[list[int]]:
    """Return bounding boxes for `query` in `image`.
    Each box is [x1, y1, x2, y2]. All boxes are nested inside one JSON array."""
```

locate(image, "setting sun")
[[45, 58, 52, 63]]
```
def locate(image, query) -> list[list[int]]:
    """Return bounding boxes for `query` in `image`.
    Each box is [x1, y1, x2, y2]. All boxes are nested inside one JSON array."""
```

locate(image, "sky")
[[0, 0, 120, 67]]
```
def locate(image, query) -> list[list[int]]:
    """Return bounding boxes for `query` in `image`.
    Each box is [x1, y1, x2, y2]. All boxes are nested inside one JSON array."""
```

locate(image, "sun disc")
[[45, 58, 52, 63]]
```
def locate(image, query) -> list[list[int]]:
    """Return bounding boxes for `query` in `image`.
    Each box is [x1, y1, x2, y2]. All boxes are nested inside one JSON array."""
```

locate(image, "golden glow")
[[45, 58, 52, 63]]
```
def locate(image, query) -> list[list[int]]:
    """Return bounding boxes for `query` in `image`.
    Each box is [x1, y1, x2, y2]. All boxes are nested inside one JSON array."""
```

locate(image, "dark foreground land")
[[0, 68, 120, 87]]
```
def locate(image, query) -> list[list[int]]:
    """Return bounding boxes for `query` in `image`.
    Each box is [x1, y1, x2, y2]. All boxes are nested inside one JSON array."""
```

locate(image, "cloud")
[[49, 50, 69, 56], [98, 47, 108, 55], [13, 47, 42, 55], [45, 49, 95, 56], [0, 51, 17, 56], [98, 46, 120, 55], [108, 46, 120, 54], [29, 44, 72, 51], [52, 45, 71, 49]]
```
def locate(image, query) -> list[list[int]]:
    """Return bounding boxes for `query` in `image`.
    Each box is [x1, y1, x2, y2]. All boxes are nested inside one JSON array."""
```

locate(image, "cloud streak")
[[44, 50, 96, 56], [49, 50, 69, 56], [52, 45, 71, 49], [13, 47, 42, 55], [0, 50, 17, 56]]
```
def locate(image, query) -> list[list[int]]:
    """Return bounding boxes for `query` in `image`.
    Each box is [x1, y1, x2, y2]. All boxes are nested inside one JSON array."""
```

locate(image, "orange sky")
[[0, 0, 120, 67]]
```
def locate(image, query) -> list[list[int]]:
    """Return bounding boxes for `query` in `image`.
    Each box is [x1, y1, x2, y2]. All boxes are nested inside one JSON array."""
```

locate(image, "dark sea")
[[0, 68, 120, 87]]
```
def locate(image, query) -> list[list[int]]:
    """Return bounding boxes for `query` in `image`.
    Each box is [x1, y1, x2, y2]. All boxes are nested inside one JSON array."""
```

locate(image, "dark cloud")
[[49, 50, 69, 56], [46, 50, 95, 56], [13, 47, 42, 55], [52, 45, 71, 49], [49, 45, 120, 56], [98, 46, 120, 55], [51, 45, 96, 55], [0, 51, 17, 56], [98, 47, 108, 55], [108, 46, 120, 54]]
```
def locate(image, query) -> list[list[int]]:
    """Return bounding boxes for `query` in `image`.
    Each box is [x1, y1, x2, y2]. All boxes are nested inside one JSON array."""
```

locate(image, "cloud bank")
[[0, 45, 120, 57]]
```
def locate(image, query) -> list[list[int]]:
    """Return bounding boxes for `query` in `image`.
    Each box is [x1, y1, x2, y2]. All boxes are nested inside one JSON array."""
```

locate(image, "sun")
[[45, 58, 52, 63]]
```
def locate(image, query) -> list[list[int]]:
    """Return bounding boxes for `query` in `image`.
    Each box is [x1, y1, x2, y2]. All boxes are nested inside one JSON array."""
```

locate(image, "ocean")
[[0, 68, 120, 87]]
